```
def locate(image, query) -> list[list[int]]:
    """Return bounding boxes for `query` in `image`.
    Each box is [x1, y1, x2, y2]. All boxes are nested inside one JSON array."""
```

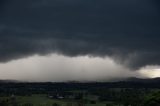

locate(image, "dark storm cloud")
[[0, 0, 160, 69]]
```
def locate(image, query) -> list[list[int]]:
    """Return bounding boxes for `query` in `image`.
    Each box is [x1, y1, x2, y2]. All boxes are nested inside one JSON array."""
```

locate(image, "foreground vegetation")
[[0, 89, 160, 106], [0, 81, 160, 106]]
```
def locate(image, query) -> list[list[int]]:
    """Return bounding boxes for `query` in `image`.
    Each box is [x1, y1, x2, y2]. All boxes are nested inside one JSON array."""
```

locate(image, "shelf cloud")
[[0, 0, 160, 70]]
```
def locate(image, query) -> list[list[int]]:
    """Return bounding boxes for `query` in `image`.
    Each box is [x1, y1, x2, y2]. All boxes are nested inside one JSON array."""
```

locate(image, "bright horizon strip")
[[139, 66, 160, 78]]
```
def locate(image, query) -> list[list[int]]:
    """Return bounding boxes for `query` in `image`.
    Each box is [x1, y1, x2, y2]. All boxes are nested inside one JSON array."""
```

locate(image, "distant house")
[[48, 95, 53, 98], [57, 96, 64, 99], [10, 94, 16, 100], [48, 94, 65, 99], [48, 92, 75, 100]]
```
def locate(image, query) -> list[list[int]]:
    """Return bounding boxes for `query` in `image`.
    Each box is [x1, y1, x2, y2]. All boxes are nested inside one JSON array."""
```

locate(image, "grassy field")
[[16, 95, 65, 106], [0, 94, 107, 106]]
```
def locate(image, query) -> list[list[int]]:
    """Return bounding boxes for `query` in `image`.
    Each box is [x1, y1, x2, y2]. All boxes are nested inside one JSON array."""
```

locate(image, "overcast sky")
[[0, 0, 160, 82]]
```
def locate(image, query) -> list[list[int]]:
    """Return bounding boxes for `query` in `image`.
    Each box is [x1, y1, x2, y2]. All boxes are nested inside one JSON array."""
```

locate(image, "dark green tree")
[[142, 91, 160, 106]]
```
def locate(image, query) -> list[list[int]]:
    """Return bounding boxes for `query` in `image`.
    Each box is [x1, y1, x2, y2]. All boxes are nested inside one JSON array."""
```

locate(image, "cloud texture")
[[0, 0, 160, 69]]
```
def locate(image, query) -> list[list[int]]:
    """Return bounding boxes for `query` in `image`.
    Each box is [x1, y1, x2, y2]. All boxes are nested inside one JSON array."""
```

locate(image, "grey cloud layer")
[[0, 0, 160, 69]]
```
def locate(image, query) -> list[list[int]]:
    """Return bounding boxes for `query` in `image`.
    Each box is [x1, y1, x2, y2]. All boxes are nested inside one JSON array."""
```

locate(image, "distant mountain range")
[[0, 77, 160, 89], [0, 79, 22, 83], [0, 77, 160, 83], [124, 77, 160, 83]]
